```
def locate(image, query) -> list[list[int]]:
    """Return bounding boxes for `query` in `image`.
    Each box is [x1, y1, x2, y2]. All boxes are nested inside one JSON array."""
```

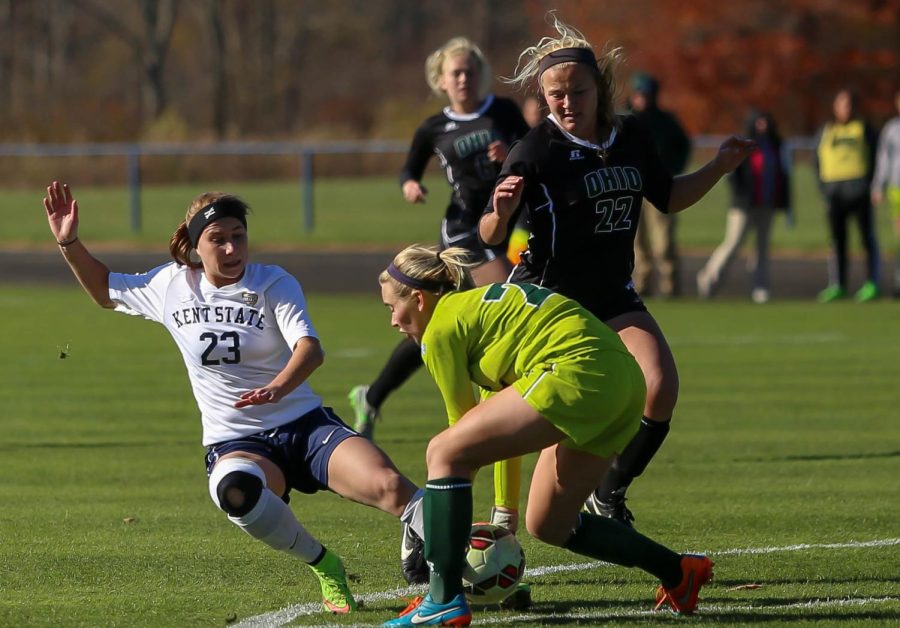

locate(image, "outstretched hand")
[[43, 181, 79, 243], [713, 136, 757, 175], [234, 386, 283, 409]]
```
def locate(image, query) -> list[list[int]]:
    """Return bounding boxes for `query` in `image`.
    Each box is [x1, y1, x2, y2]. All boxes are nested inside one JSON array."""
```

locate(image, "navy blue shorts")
[[204, 406, 357, 496]]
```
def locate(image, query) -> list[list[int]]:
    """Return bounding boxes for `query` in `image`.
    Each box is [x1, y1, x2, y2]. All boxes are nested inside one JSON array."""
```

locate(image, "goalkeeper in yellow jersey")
[[380, 244, 713, 627]]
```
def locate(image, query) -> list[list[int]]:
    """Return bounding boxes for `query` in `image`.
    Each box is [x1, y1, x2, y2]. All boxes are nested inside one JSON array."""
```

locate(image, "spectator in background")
[[522, 93, 545, 128], [871, 88, 900, 297], [629, 72, 692, 299], [813, 88, 880, 302], [697, 111, 791, 303]]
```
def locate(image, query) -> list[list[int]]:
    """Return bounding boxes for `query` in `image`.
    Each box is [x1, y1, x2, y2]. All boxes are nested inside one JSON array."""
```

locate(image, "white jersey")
[[108, 262, 323, 445]]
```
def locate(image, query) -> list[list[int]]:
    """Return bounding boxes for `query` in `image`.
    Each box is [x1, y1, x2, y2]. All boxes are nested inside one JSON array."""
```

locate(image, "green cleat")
[[854, 280, 880, 302], [348, 385, 378, 440], [499, 582, 532, 610], [817, 284, 846, 303], [308, 549, 358, 614]]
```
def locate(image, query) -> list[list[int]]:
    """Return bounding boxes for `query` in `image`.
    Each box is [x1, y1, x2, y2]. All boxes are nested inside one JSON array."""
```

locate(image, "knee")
[[425, 432, 469, 477], [524, 512, 570, 547], [371, 469, 414, 515], [208, 458, 266, 517], [643, 366, 679, 417], [425, 434, 450, 473]]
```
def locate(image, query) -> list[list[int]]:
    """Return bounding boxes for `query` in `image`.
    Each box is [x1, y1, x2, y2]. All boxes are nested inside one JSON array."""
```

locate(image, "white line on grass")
[[232, 537, 900, 627]]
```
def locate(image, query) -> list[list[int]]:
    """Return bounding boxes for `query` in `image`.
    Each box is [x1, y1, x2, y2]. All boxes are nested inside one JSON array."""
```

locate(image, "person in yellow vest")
[[813, 89, 880, 302]]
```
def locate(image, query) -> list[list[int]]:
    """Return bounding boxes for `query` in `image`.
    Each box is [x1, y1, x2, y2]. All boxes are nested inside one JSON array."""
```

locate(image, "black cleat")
[[583, 488, 635, 527], [400, 523, 429, 585]]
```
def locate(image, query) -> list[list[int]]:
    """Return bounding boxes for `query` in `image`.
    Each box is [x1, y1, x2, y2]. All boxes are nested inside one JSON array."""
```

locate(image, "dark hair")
[[744, 110, 782, 146], [169, 192, 250, 268], [630, 72, 658, 97]]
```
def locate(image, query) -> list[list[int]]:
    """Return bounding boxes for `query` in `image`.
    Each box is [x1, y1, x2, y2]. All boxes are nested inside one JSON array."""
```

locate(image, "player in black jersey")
[[349, 37, 529, 446], [480, 17, 755, 527]]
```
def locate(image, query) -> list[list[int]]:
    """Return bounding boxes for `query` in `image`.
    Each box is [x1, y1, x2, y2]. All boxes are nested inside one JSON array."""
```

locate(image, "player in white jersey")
[[42, 181, 426, 615]]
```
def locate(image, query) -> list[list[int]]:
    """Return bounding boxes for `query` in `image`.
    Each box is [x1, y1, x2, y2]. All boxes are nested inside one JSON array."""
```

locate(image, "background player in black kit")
[[349, 37, 529, 443], [480, 17, 755, 527]]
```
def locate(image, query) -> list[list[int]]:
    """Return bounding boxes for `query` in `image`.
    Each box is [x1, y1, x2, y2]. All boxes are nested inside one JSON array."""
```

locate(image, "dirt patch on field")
[[0, 248, 880, 301]]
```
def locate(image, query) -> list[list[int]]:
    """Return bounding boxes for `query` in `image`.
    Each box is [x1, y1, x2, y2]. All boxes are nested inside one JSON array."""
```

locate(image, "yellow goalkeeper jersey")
[[420, 282, 629, 423]]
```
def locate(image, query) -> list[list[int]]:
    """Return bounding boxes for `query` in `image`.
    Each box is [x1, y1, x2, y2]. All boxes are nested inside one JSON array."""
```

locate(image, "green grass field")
[[2, 163, 896, 253], [1, 286, 898, 627]]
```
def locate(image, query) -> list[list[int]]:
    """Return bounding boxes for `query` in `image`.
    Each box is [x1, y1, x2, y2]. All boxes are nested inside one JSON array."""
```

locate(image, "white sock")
[[400, 488, 425, 539], [229, 488, 323, 563]]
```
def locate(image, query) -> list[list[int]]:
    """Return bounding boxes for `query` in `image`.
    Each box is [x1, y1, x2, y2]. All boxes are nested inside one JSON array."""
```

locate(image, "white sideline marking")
[[713, 537, 900, 556], [232, 537, 900, 627], [523, 537, 900, 577]]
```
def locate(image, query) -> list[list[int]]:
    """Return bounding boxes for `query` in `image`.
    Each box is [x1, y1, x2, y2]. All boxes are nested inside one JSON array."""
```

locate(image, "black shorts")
[[589, 280, 649, 322], [510, 267, 647, 322], [204, 406, 356, 496], [439, 218, 506, 265]]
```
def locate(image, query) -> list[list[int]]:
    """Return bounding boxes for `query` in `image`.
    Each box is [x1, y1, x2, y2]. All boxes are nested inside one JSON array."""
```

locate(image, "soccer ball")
[[462, 522, 526, 605]]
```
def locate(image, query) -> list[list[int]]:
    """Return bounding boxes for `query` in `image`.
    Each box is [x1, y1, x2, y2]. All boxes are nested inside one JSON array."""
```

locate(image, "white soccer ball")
[[462, 522, 526, 605]]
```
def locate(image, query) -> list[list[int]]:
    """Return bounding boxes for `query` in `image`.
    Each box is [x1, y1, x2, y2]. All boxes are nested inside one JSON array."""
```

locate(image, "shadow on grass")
[[468, 598, 900, 625], [0, 440, 187, 450], [738, 450, 900, 463], [714, 576, 900, 587], [702, 610, 900, 624]]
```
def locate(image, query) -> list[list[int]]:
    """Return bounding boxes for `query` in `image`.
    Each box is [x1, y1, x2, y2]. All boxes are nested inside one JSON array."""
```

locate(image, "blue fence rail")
[[0, 136, 814, 233]]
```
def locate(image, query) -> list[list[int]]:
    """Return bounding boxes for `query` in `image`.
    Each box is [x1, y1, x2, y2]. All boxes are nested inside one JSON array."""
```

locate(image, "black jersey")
[[400, 94, 529, 228], [498, 114, 673, 315]]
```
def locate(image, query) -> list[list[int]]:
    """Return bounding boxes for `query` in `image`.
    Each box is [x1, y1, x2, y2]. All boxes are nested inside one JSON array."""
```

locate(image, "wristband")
[[57, 236, 79, 247]]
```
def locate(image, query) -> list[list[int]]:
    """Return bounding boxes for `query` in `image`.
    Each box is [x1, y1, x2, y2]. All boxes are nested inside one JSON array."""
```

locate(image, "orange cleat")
[[654, 554, 714, 615]]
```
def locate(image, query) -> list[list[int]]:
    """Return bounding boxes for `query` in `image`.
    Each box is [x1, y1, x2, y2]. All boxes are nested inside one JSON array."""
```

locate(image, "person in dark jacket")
[[697, 111, 791, 303], [629, 72, 692, 298]]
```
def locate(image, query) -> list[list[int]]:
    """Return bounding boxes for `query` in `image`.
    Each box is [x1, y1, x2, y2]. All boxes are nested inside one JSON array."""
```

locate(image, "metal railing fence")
[[0, 136, 815, 233]]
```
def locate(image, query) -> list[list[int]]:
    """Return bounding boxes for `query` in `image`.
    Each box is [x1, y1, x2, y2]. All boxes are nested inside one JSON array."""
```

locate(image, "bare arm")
[[668, 136, 756, 214], [400, 124, 435, 204], [43, 181, 114, 308], [234, 336, 325, 408], [480, 175, 524, 246]]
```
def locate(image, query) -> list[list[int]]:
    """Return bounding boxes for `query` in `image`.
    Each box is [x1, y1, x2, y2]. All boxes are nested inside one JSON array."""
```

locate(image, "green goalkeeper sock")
[[425, 477, 473, 604], [564, 512, 683, 587]]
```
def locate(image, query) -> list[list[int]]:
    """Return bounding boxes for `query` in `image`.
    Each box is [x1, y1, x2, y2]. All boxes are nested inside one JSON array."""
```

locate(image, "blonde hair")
[[379, 244, 475, 298], [169, 192, 249, 268], [504, 15, 622, 135], [425, 37, 492, 100]]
